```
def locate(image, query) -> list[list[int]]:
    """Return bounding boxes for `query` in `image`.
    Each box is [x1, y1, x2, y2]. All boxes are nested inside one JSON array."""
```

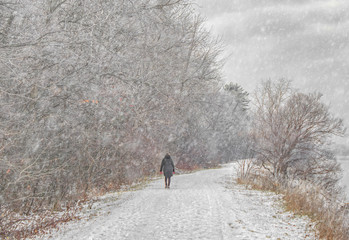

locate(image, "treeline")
[[0, 0, 249, 226]]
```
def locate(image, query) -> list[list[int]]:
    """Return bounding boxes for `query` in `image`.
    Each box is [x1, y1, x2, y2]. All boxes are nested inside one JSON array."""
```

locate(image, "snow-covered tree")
[[0, 0, 226, 218]]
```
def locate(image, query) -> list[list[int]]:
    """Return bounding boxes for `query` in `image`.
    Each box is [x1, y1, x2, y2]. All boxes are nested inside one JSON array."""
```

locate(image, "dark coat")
[[160, 154, 175, 177]]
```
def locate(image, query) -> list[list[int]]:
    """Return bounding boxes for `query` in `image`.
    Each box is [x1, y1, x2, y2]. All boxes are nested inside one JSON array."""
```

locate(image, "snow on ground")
[[37, 162, 316, 240]]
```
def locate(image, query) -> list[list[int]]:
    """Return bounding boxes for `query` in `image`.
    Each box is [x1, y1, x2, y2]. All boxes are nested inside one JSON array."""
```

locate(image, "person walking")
[[160, 153, 175, 188]]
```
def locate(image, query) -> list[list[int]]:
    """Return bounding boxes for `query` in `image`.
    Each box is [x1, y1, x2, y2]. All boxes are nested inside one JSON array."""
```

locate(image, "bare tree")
[[252, 79, 345, 189]]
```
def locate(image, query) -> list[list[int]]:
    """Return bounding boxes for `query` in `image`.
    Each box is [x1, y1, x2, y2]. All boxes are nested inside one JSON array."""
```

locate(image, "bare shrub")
[[236, 159, 256, 184], [0, 204, 80, 239], [236, 163, 282, 192]]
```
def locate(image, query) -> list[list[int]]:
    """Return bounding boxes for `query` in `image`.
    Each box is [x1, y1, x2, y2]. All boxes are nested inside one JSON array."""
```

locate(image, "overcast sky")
[[193, 0, 349, 140]]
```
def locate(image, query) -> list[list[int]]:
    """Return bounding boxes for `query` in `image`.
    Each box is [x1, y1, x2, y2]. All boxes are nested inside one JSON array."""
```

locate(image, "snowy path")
[[44, 163, 315, 240]]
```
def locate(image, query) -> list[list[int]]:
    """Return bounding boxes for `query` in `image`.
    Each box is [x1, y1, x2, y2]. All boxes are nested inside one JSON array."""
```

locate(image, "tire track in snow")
[[42, 163, 315, 240]]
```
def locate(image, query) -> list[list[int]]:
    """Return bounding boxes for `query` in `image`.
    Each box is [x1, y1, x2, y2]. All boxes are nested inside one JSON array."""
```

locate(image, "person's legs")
[[164, 177, 168, 188], [168, 177, 171, 188]]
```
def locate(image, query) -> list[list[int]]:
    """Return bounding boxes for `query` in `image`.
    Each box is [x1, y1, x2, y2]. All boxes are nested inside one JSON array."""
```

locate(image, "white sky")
[[193, 0, 349, 140]]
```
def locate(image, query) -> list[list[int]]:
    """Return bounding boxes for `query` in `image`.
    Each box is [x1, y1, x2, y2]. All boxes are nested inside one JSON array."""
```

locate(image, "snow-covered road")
[[44, 163, 315, 240]]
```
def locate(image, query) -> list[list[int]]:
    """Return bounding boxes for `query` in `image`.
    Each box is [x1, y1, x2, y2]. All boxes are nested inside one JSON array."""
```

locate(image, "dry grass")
[[236, 160, 349, 240], [236, 159, 281, 193], [283, 185, 348, 240], [1, 178, 132, 239]]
